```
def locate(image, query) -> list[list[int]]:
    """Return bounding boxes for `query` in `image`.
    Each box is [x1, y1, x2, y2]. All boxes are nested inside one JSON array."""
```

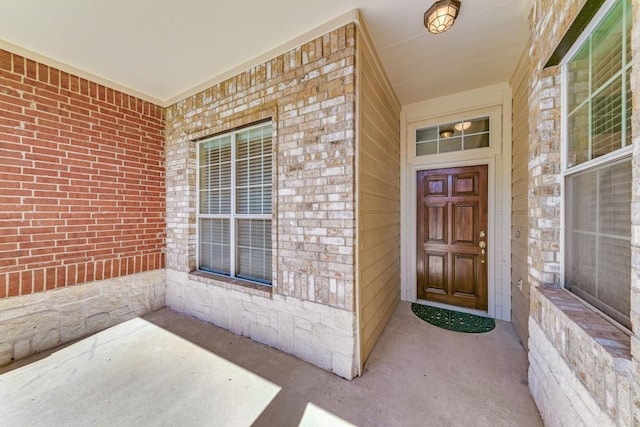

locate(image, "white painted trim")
[[165, 9, 360, 107], [400, 83, 512, 321], [0, 39, 164, 106]]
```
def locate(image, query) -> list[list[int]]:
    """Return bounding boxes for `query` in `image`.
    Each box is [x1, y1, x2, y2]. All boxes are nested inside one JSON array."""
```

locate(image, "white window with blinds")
[[562, 0, 631, 328], [197, 122, 273, 285]]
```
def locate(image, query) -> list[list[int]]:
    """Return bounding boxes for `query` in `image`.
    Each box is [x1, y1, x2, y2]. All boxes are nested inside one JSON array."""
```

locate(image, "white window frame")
[[560, 0, 632, 328], [196, 121, 273, 285]]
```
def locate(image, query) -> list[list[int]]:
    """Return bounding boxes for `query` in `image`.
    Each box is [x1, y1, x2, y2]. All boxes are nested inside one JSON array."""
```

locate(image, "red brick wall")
[[0, 49, 165, 299]]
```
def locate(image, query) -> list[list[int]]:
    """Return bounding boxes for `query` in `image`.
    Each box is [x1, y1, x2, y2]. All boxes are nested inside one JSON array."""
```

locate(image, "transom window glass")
[[416, 116, 489, 156], [563, 0, 631, 328], [197, 122, 273, 284]]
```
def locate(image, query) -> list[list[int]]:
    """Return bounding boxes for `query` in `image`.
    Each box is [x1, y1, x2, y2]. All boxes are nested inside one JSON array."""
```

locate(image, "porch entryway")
[[0, 303, 541, 426]]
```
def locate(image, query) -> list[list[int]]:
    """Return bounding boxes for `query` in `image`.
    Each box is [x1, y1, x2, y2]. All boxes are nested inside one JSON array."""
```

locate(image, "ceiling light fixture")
[[424, 0, 461, 35], [439, 129, 454, 138], [454, 121, 472, 131]]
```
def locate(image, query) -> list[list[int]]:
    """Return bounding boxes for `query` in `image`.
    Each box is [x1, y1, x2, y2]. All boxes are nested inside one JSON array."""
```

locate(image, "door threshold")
[[415, 299, 491, 318]]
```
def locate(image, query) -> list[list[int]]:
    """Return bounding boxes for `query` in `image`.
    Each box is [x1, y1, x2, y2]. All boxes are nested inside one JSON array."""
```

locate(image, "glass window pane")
[[592, 76, 623, 159], [597, 236, 631, 319], [565, 158, 631, 328], [416, 141, 437, 156], [237, 219, 272, 284], [438, 123, 462, 138], [439, 137, 461, 153], [598, 160, 631, 235], [199, 218, 230, 274], [465, 117, 490, 134], [199, 136, 231, 214], [463, 134, 489, 149], [568, 170, 597, 232], [568, 44, 590, 113], [416, 127, 437, 142], [567, 104, 589, 168], [591, 1, 623, 92], [236, 124, 272, 215]]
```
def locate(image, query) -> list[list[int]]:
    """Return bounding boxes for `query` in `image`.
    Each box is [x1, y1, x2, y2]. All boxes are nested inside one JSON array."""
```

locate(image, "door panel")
[[417, 165, 488, 310], [427, 252, 447, 293], [452, 203, 476, 244], [427, 204, 447, 242]]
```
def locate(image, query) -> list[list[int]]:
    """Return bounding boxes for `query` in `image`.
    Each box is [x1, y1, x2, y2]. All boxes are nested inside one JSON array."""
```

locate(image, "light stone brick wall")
[[164, 24, 358, 378], [526, 0, 640, 425], [166, 270, 356, 379], [0, 269, 165, 366], [529, 320, 630, 427], [530, 288, 633, 426]]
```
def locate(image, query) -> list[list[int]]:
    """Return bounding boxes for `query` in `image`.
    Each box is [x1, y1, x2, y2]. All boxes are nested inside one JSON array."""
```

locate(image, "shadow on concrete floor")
[[0, 302, 542, 427]]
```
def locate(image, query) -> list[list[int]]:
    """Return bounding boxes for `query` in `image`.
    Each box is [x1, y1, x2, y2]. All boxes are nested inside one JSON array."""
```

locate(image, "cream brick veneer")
[[526, 0, 640, 425], [0, 270, 165, 366], [164, 24, 358, 378]]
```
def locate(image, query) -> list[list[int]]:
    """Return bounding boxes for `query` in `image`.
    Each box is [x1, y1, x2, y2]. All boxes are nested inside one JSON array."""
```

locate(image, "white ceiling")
[[0, 0, 530, 107]]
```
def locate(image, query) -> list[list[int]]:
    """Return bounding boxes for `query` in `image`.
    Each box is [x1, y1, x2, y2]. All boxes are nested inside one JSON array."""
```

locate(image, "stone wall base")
[[166, 269, 357, 380], [528, 319, 629, 426], [0, 269, 166, 367]]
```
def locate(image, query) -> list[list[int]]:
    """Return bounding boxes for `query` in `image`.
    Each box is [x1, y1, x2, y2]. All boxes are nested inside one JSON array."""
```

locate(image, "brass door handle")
[[479, 240, 486, 264]]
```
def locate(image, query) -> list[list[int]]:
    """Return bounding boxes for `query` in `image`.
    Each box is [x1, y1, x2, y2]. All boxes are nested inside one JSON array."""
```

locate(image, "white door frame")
[[400, 83, 512, 321]]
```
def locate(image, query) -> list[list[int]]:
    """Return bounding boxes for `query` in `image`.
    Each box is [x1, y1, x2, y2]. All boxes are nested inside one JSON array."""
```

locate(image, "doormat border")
[[411, 303, 495, 333]]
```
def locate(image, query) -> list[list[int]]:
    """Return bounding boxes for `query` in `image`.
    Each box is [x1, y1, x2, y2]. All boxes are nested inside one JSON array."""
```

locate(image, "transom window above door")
[[415, 116, 490, 156]]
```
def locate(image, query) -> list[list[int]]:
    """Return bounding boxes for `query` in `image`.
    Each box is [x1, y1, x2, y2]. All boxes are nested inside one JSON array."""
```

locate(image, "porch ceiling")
[[0, 0, 530, 106]]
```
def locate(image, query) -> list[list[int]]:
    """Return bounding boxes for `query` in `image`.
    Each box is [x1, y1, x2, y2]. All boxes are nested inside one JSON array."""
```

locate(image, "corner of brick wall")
[[0, 50, 166, 298]]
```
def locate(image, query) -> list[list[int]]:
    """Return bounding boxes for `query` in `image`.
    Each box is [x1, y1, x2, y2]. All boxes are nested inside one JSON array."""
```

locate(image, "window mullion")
[[230, 132, 237, 278], [587, 35, 593, 160]]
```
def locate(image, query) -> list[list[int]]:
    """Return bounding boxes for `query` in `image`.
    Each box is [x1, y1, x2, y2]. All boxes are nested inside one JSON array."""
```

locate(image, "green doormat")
[[411, 303, 495, 333]]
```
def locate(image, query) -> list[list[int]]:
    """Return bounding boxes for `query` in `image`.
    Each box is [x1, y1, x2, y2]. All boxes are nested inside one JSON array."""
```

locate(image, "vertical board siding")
[[356, 27, 401, 367], [510, 49, 530, 348]]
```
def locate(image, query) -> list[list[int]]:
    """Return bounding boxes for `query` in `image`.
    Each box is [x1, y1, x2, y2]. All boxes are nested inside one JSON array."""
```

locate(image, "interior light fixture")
[[439, 129, 454, 138], [454, 121, 472, 131], [424, 0, 461, 35]]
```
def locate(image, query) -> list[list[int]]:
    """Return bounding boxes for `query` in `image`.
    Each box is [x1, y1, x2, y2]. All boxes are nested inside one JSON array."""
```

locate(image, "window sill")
[[536, 286, 631, 372], [189, 270, 272, 299]]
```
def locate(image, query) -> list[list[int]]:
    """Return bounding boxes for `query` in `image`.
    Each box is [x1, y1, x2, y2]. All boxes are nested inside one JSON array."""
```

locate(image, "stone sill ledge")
[[189, 271, 272, 299], [537, 286, 631, 373]]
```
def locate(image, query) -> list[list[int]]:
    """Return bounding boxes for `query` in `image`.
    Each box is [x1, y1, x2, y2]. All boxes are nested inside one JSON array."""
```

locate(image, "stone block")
[[86, 313, 112, 335], [331, 352, 354, 380], [14, 339, 31, 360], [32, 328, 60, 353], [59, 304, 86, 342], [0, 343, 13, 366], [47, 283, 100, 307], [0, 311, 59, 342]]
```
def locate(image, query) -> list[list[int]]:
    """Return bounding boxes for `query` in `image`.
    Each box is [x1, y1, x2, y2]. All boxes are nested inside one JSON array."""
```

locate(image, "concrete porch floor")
[[0, 302, 542, 426]]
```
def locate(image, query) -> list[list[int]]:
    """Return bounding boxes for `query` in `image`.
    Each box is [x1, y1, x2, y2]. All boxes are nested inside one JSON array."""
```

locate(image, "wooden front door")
[[417, 165, 488, 310]]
